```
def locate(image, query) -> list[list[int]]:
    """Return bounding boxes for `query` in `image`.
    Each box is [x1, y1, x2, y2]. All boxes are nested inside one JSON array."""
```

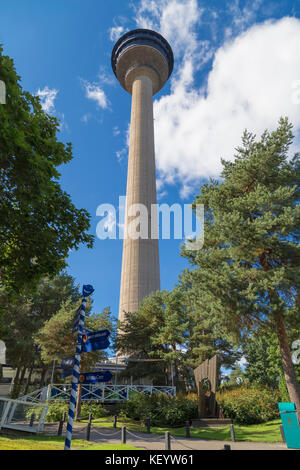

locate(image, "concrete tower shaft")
[[111, 29, 173, 325]]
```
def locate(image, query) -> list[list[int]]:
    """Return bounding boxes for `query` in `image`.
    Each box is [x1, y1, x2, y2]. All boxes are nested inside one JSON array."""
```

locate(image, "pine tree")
[[182, 118, 300, 410], [116, 289, 189, 385]]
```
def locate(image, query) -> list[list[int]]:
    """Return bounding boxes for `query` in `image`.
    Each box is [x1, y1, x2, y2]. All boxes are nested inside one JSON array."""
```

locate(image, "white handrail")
[[18, 384, 176, 403]]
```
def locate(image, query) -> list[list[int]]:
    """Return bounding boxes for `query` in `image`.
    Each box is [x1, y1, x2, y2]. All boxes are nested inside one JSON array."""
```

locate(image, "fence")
[[18, 384, 176, 404], [49, 414, 234, 450]]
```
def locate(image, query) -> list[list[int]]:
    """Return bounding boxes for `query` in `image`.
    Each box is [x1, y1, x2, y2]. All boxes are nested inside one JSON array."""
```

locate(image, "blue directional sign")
[[79, 371, 113, 384], [81, 329, 111, 353]]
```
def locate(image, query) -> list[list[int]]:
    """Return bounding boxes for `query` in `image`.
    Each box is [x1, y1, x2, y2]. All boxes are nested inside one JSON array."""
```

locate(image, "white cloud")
[[36, 86, 58, 114], [116, 148, 127, 162], [113, 126, 121, 136], [81, 79, 109, 109], [109, 26, 125, 42], [152, 16, 300, 195]]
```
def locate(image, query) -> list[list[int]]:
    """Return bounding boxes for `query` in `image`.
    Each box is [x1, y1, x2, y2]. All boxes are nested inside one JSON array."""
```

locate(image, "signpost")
[[64, 285, 111, 451], [64, 284, 94, 451]]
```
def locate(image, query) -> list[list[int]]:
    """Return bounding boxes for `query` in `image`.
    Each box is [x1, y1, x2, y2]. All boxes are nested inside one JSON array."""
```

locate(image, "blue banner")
[[79, 371, 113, 384]]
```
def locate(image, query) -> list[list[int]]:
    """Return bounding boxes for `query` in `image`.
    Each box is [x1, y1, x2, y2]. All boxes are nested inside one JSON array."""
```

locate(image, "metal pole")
[[64, 284, 94, 451]]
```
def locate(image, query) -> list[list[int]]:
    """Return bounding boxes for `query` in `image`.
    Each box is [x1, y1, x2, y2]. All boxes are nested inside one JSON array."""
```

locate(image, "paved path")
[[43, 423, 288, 451]]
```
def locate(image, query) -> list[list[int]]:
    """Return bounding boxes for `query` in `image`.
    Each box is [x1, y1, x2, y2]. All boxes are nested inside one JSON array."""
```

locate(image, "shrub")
[[41, 401, 108, 422], [44, 401, 70, 422], [119, 392, 198, 426], [80, 401, 108, 419], [216, 385, 281, 425]]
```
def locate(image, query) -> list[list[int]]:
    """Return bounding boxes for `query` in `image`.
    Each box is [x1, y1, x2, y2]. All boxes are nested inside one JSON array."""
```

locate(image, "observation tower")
[[111, 29, 174, 326]]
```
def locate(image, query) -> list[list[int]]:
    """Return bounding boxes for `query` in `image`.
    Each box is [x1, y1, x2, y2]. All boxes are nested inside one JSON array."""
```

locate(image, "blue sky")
[[1, 0, 300, 324]]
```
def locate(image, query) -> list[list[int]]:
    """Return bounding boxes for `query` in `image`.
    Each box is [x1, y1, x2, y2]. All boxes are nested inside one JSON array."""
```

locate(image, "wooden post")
[[86, 413, 92, 441], [280, 425, 286, 444], [230, 424, 235, 442], [29, 413, 35, 427], [165, 431, 171, 450], [113, 415, 117, 428], [121, 426, 126, 444], [57, 412, 66, 436], [146, 418, 151, 433], [185, 421, 190, 438]]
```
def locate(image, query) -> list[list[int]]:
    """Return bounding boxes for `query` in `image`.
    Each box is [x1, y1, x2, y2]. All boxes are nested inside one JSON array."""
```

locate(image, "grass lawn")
[[0, 434, 140, 451], [84, 416, 282, 443], [149, 419, 282, 443], [0, 418, 282, 449]]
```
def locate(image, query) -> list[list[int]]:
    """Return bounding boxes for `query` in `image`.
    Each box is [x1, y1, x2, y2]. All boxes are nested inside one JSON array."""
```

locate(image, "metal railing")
[[0, 397, 48, 433], [17, 384, 176, 404]]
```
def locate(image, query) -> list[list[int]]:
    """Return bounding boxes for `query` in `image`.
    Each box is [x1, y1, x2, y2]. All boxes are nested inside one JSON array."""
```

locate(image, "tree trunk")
[[275, 314, 300, 412], [40, 366, 48, 387], [20, 366, 26, 385], [24, 367, 33, 396], [11, 366, 21, 397]]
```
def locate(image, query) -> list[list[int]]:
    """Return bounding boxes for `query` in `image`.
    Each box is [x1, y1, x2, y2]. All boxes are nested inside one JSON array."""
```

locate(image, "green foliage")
[[44, 402, 70, 422], [2, 273, 80, 368], [117, 289, 189, 384], [0, 45, 93, 292], [80, 401, 109, 419], [216, 385, 281, 425], [119, 392, 198, 426], [35, 300, 115, 369], [278, 371, 290, 402], [26, 401, 109, 422], [243, 333, 281, 388]]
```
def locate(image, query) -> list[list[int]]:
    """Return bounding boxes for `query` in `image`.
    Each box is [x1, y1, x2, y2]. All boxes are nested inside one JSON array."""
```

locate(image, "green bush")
[[45, 402, 70, 422], [216, 385, 281, 425], [80, 401, 109, 419], [119, 392, 198, 426], [41, 401, 108, 422]]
